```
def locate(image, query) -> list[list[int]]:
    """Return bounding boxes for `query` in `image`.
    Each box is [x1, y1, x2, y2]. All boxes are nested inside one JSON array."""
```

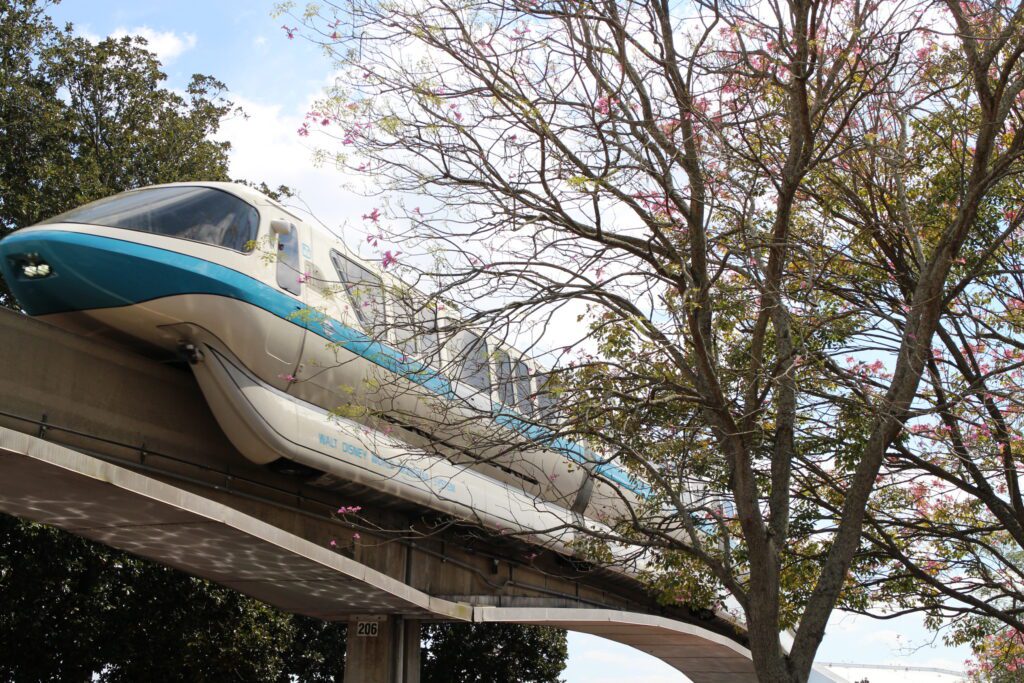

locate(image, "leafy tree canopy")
[[0, 0, 234, 301], [421, 622, 567, 683], [278, 0, 1024, 679]]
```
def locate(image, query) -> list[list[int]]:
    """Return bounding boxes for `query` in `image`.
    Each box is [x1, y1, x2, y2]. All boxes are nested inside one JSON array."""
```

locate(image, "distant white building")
[[819, 662, 967, 683]]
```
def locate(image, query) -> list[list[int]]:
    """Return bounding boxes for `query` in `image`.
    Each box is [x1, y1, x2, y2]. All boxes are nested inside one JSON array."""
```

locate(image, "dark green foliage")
[[0, 514, 111, 681], [421, 622, 567, 683], [280, 616, 348, 682]]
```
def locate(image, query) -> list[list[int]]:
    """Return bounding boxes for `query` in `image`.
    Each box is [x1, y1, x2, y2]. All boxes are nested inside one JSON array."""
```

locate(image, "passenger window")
[[330, 251, 385, 336], [535, 372, 561, 421], [514, 362, 534, 416], [276, 223, 301, 295], [495, 350, 514, 405], [417, 305, 439, 364], [391, 294, 418, 356], [452, 331, 490, 394]]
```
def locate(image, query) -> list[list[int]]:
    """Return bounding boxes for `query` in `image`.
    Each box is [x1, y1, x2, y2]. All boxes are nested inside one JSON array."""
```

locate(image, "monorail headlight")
[[9, 253, 54, 279], [23, 263, 51, 278]]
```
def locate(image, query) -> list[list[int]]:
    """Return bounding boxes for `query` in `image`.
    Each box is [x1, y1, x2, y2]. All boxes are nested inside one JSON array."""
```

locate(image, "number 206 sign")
[[355, 620, 380, 637]]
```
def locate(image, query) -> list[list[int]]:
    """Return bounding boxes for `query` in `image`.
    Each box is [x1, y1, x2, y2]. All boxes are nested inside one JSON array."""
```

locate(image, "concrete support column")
[[344, 616, 420, 683], [398, 618, 421, 683]]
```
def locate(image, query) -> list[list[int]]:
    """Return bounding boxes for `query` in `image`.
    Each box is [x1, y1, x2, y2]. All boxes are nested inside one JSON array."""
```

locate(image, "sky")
[[44, 1, 973, 680]]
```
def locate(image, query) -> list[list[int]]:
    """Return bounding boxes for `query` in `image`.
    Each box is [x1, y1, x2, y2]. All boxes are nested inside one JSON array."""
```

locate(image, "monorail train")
[[0, 182, 654, 551]]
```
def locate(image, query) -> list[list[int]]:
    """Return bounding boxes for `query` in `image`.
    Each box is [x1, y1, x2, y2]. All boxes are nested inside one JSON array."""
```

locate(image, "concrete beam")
[[474, 607, 757, 683], [0, 426, 468, 622]]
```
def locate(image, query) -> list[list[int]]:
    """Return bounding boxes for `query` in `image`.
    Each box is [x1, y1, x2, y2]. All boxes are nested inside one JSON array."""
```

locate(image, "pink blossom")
[[362, 208, 381, 223], [660, 118, 680, 136], [596, 96, 618, 116], [281, 25, 297, 40], [353, 532, 361, 540], [381, 251, 401, 269], [278, 373, 297, 382]]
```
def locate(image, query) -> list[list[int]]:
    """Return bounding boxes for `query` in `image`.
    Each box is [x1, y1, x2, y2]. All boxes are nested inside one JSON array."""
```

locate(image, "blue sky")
[[45, 1, 972, 680]]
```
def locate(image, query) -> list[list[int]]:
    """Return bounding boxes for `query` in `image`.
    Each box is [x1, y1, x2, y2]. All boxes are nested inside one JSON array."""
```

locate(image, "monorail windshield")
[[39, 186, 259, 253]]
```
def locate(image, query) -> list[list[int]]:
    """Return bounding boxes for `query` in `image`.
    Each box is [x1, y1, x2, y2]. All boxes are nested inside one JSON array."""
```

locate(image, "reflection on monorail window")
[[40, 186, 259, 253], [276, 223, 301, 295], [514, 361, 534, 417], [495, 349, 515, 406], [535, 372, 561, 421], [452, 331, 490, 394], [389, 291, 439, 363], [330, 251, 386, 336]]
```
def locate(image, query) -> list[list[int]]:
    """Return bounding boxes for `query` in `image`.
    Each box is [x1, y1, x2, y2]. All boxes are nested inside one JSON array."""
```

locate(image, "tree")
[[966, 626, 1024, 682], [421, 622, 567, 683], [0, 0, 234, 302], [280, 0, 1024, 680]]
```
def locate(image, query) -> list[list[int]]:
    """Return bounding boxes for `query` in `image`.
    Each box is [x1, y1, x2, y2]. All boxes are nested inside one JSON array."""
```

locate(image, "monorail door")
[[265, 218, 307, 392]]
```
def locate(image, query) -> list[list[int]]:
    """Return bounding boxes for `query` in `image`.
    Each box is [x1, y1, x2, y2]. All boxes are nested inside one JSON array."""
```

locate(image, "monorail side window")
[[276, 223, 301, 295], [390, 294, 418, 356], [39, 186, 259, 252], [535, 372, 561, 421], [514, 361, 535, 417], [330, 251, 385, 336], [494, 349, 514, 405], [453, 331, 490, 394], [388, 290, 442, 364], [417, 306, 439, 363]]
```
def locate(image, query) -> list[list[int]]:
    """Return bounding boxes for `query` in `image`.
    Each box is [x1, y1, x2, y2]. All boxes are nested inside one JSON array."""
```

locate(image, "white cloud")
[[110, 26, 197, 64], [76, 26, 102, 44], [215, 93, 377, 248]]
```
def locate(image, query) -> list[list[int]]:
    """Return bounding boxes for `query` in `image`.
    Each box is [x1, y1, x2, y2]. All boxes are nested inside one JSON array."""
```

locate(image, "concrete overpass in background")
[[0, 309, 773, 683]]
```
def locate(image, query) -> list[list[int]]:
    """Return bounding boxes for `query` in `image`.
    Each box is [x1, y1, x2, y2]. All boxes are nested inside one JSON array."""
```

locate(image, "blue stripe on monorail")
[[0, 229, 650, 497]]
